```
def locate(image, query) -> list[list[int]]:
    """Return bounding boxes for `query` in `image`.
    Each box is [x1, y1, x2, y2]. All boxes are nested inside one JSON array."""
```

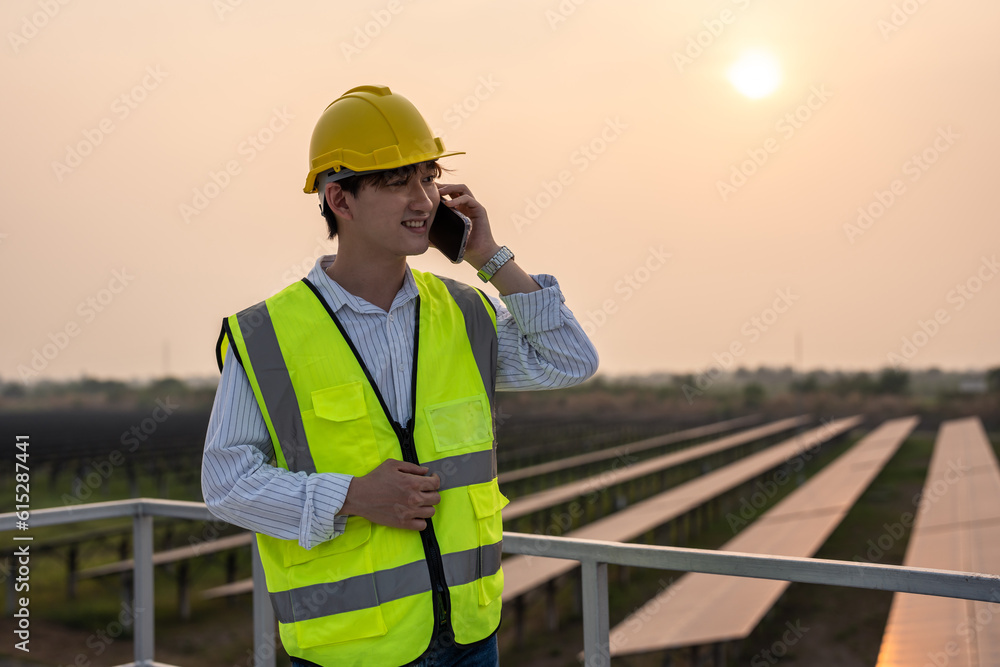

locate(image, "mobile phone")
[[429, 200, 471, 264]]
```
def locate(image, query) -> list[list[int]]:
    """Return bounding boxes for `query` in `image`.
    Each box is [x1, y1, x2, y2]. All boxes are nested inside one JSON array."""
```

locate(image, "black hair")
[[320, 161, 445, 239]]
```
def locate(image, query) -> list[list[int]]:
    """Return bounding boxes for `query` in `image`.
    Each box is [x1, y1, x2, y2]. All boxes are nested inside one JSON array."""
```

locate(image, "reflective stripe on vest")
[[436, 275, 498, 413], [424, 449, 496, 491], [233, 301, 317, 474], [271, 541, 502, 623]]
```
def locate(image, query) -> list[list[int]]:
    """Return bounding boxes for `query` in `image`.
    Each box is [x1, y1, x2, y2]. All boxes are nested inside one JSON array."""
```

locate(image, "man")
[[202, 85, 598, 666]]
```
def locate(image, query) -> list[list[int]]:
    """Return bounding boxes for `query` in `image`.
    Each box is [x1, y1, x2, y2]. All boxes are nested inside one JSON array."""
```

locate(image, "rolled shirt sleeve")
[[491, 273, 600, 390], [201, 345, 351, 549]]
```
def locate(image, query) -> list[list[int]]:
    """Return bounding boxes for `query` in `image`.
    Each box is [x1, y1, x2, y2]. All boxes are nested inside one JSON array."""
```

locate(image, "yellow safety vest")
[[216, 269, 508, 666]]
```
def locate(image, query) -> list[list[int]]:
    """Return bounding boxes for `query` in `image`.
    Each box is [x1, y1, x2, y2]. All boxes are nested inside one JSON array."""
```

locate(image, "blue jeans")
[[290, 632, 498, 667], [404, 632, 498, 667]]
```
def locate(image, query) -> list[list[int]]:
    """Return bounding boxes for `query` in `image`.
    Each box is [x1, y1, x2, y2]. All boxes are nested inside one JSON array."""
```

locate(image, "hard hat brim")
[[303, 149, 465, 194]]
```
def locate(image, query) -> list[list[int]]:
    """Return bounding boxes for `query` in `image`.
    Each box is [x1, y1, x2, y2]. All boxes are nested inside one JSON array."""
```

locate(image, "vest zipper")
[[298, 282, 455, 647], [400, 296, 454, 644], [397, 422, 452, 641]]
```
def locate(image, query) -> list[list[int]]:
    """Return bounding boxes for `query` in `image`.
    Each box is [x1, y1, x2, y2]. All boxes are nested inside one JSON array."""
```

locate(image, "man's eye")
[[388, 181, 406, 187]]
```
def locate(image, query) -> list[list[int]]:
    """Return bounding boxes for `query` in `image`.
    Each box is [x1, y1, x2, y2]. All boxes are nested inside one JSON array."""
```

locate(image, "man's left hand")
[[436, 183, 501, 270]]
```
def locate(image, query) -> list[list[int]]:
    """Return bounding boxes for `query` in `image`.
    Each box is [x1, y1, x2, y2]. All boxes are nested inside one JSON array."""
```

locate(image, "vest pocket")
[[295, 605, 388, 648], [279, 519, 390, 648], [282, 516, 373, 568], [312, 381, 368, 421], [306, 382, 381, 473], [424, 395, 493, 453], [467, 480, 509, 606]]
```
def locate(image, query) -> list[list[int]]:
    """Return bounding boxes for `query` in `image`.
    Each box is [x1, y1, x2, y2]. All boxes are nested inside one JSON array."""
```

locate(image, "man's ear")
[[325, 182, 353, 221]]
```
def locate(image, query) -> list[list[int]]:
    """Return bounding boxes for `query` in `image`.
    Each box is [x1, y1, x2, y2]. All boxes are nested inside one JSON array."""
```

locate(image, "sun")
[[727, 52, 782, 99]]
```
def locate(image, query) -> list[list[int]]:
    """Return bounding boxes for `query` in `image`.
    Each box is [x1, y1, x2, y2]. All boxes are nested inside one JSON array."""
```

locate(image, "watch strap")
[[477, 246, 514, 282]]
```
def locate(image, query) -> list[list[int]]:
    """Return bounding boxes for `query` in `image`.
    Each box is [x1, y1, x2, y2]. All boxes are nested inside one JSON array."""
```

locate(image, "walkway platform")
[[605, 416, 918, 655], [501, 416, 863, 601], [876, 417, 1000, 667]]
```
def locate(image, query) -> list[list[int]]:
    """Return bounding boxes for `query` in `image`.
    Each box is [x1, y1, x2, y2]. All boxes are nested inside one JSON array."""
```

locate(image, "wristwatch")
[[476, 246, 514, 282]]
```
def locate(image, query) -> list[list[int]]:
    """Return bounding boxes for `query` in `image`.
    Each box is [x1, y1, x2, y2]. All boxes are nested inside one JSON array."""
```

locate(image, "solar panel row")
[[501, 415, 863, 601], [876, 417, 1000, 667], [605, 416, 918, 656]]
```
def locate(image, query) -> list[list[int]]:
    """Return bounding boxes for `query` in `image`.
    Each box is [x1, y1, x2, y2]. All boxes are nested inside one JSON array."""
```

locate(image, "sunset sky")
[[2, 0, 998, 383]]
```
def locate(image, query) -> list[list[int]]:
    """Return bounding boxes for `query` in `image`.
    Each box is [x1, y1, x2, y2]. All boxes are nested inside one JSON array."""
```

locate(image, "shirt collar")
[[307, 254, 420, 315]]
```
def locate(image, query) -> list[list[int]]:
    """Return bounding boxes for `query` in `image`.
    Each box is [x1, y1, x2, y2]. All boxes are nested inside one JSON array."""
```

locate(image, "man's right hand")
[[338, 459, 441, 531]]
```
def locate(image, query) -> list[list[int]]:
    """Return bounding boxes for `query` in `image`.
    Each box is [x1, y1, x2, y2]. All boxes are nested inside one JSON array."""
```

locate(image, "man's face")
[[342, 162, 441, 259]]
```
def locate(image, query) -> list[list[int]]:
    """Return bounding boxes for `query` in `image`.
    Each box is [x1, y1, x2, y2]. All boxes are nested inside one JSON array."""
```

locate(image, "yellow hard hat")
[[303, 85, 464, 194]]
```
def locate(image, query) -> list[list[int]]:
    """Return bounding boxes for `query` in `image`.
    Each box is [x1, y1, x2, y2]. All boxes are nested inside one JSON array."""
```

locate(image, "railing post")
[[580, 559, 610, 667], [133, 511, 155, 666], [252, 540, 276, 667]]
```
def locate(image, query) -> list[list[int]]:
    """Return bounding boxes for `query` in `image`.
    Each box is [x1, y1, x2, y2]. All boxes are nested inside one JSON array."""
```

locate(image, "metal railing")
[[1, 499, 272, 667], [3, 498, 999, 667]]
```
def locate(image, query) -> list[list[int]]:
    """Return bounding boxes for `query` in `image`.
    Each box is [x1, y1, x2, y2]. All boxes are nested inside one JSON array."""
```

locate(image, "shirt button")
[[398, 363, 405, 371], [388, 314, 394, 322]]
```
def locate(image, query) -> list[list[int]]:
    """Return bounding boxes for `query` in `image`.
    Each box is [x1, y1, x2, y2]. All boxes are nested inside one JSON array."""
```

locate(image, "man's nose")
[[408, 179, 434, 211]]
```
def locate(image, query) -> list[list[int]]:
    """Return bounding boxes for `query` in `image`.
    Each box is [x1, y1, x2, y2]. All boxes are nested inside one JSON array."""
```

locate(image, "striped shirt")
[[202, 255, 599, 549]]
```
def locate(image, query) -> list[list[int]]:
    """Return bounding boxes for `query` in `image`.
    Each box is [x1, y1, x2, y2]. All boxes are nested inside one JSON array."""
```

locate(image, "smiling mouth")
[[402, 219, 427, 229]]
